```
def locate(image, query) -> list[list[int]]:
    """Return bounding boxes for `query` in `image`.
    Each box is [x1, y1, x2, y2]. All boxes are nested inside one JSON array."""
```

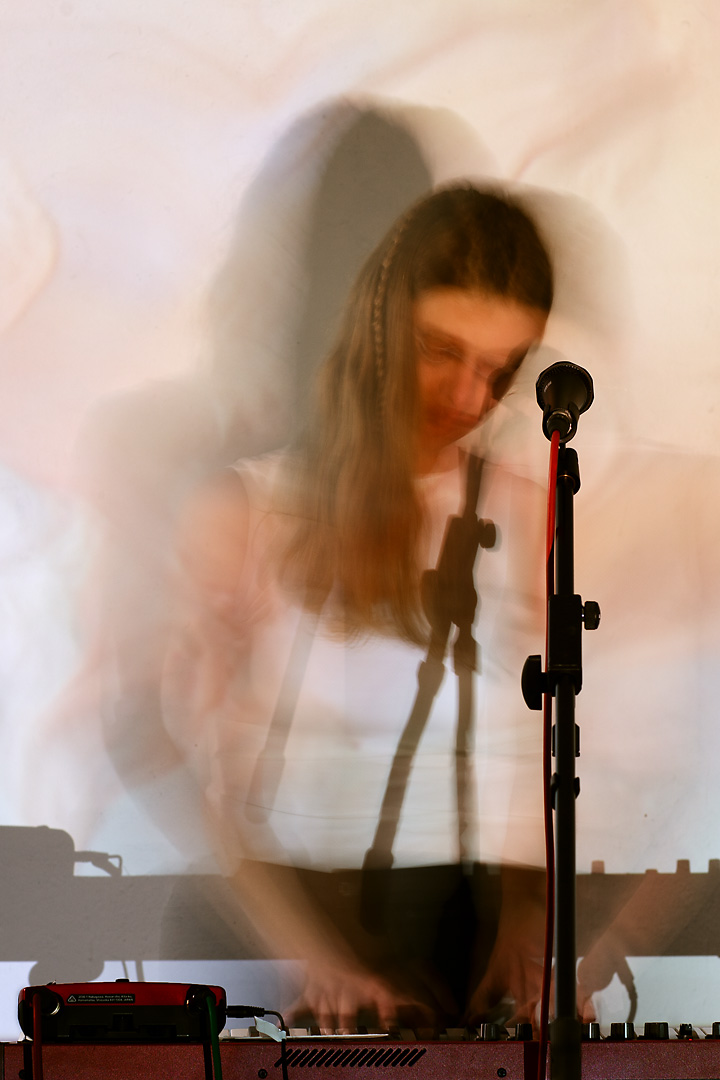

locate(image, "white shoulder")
[[177, 450, 295, 597], [176, 468, 251, 596]]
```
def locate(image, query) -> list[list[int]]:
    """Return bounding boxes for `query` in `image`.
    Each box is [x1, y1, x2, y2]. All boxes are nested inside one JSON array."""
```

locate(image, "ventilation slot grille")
[[275, 1045, 428, 1069]]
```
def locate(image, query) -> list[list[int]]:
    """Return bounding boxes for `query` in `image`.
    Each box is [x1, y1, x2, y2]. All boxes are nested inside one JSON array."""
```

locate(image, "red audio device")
[[18, 981, 227, 1041]]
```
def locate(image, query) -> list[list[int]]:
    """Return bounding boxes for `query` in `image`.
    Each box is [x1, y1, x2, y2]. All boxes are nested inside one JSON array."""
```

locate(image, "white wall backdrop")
[[2, 0, 720, 1038]]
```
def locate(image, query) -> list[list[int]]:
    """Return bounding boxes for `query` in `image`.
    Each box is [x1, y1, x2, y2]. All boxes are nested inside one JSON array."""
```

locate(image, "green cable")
[[205, 993, 224, 1080]]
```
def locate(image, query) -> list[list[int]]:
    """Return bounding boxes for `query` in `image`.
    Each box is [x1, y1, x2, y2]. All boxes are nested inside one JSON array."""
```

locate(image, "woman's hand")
[[465, 928, 544, 1028], [466, 865, 546, 1030], [290, 959, 429, 1031]]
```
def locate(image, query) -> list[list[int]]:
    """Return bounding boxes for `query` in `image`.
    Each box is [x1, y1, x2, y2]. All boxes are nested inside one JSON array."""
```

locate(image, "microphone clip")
[[536, 360, 594, 442]]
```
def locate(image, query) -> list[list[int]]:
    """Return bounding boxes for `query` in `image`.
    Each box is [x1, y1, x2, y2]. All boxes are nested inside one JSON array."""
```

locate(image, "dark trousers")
[[292, 862, 502, 1024], [161, 861, 506, 1027]]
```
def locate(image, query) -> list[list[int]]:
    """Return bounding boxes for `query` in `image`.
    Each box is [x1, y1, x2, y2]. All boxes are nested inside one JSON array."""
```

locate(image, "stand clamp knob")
[[521, 654, 546, 711], [583, 600, 601, 630]]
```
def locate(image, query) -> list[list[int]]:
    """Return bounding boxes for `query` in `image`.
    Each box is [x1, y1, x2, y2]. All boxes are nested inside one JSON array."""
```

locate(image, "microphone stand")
[[523, 362, 598, 1080], [549, 445, 584, 1080]]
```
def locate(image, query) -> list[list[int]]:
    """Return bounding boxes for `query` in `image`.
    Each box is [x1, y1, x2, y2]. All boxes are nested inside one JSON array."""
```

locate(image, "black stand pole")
[[549, 446, 583, 1080], [522, 360, 599, 1080]]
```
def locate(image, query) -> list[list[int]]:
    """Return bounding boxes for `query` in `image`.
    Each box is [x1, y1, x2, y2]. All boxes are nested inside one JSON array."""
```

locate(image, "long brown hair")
[[281, 184, 554, 642]]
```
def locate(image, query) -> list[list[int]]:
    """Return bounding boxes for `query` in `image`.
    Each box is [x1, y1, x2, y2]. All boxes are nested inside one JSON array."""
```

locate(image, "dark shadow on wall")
[[289, 109, 433, 430], [206, 101, 437, 456], [2, 826, 720, 1016]]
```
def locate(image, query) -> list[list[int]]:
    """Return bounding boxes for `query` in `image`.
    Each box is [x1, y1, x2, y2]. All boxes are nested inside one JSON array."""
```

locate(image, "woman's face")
[[413, 286, 547, 473]]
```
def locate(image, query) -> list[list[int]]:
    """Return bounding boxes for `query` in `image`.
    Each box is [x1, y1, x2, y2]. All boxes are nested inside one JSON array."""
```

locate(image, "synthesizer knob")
[[709, 1023, 720, 1039], [643, 1022, 669, 1040], [582, 1023, 601, 1041], [676, 1024, 697, 1040], [609, 1022, 635, 1040], [477, 1023, 504, 1041], [513, 1023, 534, 1041]]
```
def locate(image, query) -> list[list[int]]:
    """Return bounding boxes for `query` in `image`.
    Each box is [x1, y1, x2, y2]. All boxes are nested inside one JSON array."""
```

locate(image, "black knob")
[[609, 1022, 635, 1040], [582, 1023, 601, 1041], [477, 1023, 504, 1041], [522, 654, 546, 711], [708, 1022, 720, 1039], [643, 1022, 669, 1040], [514, 1023, 534, 1041], [583, 601, 600, 630], [677, 1024, 696, 1040]]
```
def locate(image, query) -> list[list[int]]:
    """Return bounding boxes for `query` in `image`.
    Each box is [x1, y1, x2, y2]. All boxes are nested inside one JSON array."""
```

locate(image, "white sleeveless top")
[[166, 451, 546, 872]]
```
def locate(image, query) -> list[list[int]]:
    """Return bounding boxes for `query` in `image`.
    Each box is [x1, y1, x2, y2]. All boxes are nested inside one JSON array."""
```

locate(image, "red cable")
[[537, 428, 560, 1080]]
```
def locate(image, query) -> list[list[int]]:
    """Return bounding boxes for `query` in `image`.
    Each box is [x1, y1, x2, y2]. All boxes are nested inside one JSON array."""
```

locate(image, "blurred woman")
[[168, 184, 552, 1030]]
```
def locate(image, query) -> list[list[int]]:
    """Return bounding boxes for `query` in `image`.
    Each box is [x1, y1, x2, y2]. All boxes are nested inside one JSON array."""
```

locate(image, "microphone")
[[536, 360, 594, 442]]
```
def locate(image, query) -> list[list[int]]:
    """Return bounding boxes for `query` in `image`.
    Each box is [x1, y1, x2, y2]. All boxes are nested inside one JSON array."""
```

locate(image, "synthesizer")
[[3, 1030, 720, 1080]]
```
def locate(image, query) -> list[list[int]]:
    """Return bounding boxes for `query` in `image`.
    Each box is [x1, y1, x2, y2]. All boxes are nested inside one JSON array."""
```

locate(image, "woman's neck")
[[414, 441, 462, 478]]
